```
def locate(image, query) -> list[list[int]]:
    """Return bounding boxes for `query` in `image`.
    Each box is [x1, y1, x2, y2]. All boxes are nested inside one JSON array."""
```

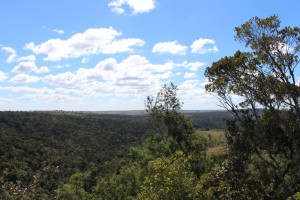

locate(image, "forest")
[[0, 110, 229, 199], [0, 111, 152, 199], [1, 15, 300, 199]]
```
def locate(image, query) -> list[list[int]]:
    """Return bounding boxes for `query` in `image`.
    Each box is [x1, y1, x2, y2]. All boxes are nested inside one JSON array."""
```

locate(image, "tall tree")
[[205, 15, 300, 198], [145, 83, 208, 177], [145, 83, 194, 157]]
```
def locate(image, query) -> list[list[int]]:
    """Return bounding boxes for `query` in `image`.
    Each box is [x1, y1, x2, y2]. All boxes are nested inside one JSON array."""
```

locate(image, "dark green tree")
[[145, 83, 208, 178], [145, 83, 193, 156], [205, 15, 300, 198]]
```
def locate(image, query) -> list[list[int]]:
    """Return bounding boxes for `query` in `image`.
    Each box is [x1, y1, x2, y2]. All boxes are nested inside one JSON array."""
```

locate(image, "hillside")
[[0, 110, 231, 198], [0, 111, 154, 198]]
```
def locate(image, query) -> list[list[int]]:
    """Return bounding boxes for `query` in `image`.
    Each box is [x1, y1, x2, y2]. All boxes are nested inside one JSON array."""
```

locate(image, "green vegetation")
[[1, 14, 300, 199], [204, 14, 300, 199], [0, 110, 227, 199], [0, 111, 154, 199]]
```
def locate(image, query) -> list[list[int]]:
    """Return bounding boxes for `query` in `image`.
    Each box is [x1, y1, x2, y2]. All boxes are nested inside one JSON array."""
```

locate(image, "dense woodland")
[[0, 110, 229, 199], [1, 15, 300, 199], [0, 111, 153, 198]]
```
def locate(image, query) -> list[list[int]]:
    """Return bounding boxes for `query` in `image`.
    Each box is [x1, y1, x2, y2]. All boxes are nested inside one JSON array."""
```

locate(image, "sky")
[[0, 0, 299, 111]]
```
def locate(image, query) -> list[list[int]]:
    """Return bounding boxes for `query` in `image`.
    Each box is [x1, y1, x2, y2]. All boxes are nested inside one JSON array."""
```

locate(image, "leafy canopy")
[[205, 15, 300, 198]]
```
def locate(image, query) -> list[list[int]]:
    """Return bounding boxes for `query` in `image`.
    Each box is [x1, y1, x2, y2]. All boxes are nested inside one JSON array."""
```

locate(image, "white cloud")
[[108, 0, 156, 15], [46, 55, 174, 97], [178, 80, 219, 109], [22, 93, 76, 102], [179, 80, 202, 92], [177, 61, 206, 71], [18, 55, 36, 62], [77, 55, 173, 84], [0, 71, 8, 82], [77, 57, 117, 80], [12, 56, 49, 74], [9, 74, 40, 83], [155, 71, 173, 79], [25, 27, 145, 61], [2, 47, 17, 63], [185, 61, 205, 71], [0, 86, 48, 93], [191, 38, 218, 54], [102, 38, 145, 54], [183, 72, 197, 79], [53, 29, 64, 34], [0, 85, 83, 97], [44, 71, 78, 86], [152, 41, 188, 55], [0, 85, 81, 104], [35, 66, 50, 74], [54, 65, 65, 69], [12, 61, 38, 73], [118, 54, 174, 73], [0, 98, 14, 104], [91, 55, 173, 95]]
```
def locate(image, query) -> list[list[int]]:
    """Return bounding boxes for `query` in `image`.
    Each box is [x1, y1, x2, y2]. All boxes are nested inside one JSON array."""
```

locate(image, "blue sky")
[[0, 0, 299, 111]]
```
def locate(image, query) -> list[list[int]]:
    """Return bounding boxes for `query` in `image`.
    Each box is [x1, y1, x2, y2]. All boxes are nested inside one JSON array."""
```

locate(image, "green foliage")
[[0, 109, 227, 199], [92, 164, 141, 200], [205, 15, 300, 198], [145, 83, 210, 177], [137, 151, 199, 200], [198, 160, 265, 200], [0, 111, 153, 198], [129, 133, 176, 164], [288, 192, 300, 200], [55, 171, 92, 200], [145, 83, 194, 153]]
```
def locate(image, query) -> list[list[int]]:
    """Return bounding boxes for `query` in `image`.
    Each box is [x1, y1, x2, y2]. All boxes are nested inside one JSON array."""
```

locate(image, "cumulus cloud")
[[44, 71, 78, 86], [2, 47, 17, 63], [186, 61, 205, 71], [108, 0, 156, 15], [183, 72, 197, 79], [79, 55, 173, 81], [76, 55, 174, 88], [18, 55, 36, 62], [35, 66, 50, 74], [12, 61, 38, 73], [12, 55, 50, 74], [0, 71, 8, 82], [25, 27, 145, 61], [43, 55, 174, 98], [86, 55, 173, 95], [152, 41, 188, 55], [177, 61, 206, 71], [0, 86, 82, 103], [101, 38, 145, 54], [191, 38, 218, 54], [77, 58, 117, 80], [9, 74, 40, 83], [177, 80, 219, 109]]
